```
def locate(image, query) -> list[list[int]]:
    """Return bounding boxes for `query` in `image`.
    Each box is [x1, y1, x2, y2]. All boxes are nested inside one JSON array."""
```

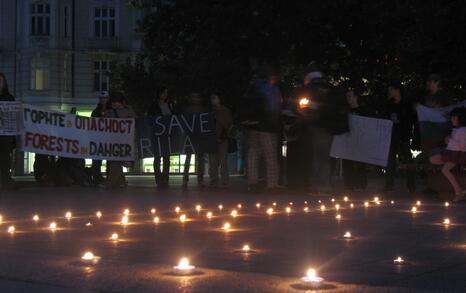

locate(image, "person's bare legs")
[[441, 162, 463, 196]]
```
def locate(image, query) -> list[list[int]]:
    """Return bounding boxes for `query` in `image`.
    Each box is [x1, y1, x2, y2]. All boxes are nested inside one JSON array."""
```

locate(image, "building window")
[[94, 7, 116, 38], [31, 2, 51, 36], [64, 6, 69, 37], [93, 60, 113, 92], [30, 58, 50, 90]]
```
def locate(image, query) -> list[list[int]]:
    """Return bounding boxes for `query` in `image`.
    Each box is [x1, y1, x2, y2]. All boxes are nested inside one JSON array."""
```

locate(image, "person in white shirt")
[[430, 107, 466, 201]]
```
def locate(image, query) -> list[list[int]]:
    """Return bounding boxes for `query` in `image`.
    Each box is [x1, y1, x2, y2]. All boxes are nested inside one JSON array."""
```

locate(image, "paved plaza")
[[0, 176, 465, 292]]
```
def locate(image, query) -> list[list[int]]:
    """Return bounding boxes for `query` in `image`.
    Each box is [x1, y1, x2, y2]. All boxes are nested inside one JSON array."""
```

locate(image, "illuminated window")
[[94, 7, 116, 38], [31, 2, 51, 36], [30, 58, 50, 90]]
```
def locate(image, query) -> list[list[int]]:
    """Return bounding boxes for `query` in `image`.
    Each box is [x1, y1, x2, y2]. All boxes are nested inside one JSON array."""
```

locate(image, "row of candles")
[[0, 196, 454, 287]]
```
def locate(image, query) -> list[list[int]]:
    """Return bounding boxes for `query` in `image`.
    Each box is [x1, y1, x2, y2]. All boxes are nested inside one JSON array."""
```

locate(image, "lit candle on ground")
[[49, 222, 57, 230], [123, 209, 130, 215], [196, 205, 201, 212], [304, 207, 309, 212], [350, 203, 354, 208], [416, 201, 421, 206], [320, 205, 326, 211], [33, 214, 39, 222], [173, 257, 195, 274], [179, 214, 187, 222], [301, 268, 324, 285], [335, 204, 340, 211], [65, 211, 72, 220], [336, 214, 341, 220], [231, 210, 238, 218], [175, 206, 180, 214], [81, 251, 100, 264], [222, 222, 231, 231], [344, 196, 349, 202], [242, 244, 251, 252], [121, 215, 129, 225], [96, 211, 102, 219], [206, 212, 212, 219], [267, 208, 274, 215], [364, 202, 369, 207], [7, 226, 15, 233], [109, 233, 119, 241], [286, 207, 291, 214], [445, 201, 450, 207], [443, 218, 451, 225], [256, 203, 261, 208], [343, 231, 352, 239], [393, 256, 404, 265], [86, 222, 92, 227], [151, 208, 156, 214], [153, 216, 160, 223], [411, 206, 417, 213], [218, 204, 223, 211]]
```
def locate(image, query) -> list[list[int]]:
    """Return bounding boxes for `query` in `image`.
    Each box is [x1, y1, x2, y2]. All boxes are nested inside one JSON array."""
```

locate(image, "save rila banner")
[[137, 112, 217, 157], [0, 101, 22, 135], [20, 104, 135, 161]]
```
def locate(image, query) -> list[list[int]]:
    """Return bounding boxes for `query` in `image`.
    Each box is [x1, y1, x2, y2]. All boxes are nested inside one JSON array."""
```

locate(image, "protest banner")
[[137, 112, 217, 157], [20, 104, 135, 161], [330, 114, 393, 167], [0, 101, 22, 135]]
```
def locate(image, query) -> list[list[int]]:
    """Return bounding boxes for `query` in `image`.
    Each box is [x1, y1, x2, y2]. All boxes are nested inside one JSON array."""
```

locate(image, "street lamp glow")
[[301, 268, 324, 284], [110, 233, 119, 241], [231, 210, 238, 218], [96, 211, 102, 218], [7, 225, 15, 233], [121, 215, 129, 225], [49, 222, 57, 230], [179, 214, 187, 222], [65, 211, 72, 220], [222, 222, 231, 231], [153, 216, 160, 223], [393, 256, 404, 265], [151, 208, 156, 214], [33, 214, 39, 222]]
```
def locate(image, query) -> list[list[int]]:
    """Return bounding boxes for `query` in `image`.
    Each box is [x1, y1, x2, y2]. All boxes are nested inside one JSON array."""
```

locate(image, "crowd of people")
[[1, 67, 466, 201]]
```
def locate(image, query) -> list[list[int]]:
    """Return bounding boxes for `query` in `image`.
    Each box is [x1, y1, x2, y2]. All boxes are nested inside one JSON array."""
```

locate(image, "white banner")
[[330, 115, 393, 167], [20, 104, 135, 161], [0, 101, 22, 135]]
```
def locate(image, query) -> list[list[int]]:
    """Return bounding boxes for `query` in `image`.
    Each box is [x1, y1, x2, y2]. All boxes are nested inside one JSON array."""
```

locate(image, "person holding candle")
[[430, 107, 466, 201], [0, 73, 16, 190]]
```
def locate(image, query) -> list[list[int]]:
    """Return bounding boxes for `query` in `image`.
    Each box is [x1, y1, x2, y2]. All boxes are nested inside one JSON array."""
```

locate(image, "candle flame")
[[33, 214, 39, 221]]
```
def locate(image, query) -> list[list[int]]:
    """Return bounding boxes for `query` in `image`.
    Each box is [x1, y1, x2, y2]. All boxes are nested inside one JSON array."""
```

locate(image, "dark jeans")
[[154, 155, 170, 186], [0, 136, 13, 186], [343, 159, 367, 190], [91, 160, 104, 184], [385, 140, 415, 191], [209, 140, 229, 186], [183, 153, 206, 184]]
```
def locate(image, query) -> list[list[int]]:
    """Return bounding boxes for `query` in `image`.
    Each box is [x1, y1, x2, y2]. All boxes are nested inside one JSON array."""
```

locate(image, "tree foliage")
[[117, 0, 466, 112]]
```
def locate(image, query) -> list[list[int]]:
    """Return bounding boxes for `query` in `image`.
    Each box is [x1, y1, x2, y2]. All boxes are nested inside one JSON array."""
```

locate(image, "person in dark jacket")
[[296, 67, 349, 194], [148, 87, 174, 188], [242, 65, 282, 191], [90, 91, 109, 185], [342, 88, 369, 191], [0, 73, 16, 190], [382, 81, 416, 192]]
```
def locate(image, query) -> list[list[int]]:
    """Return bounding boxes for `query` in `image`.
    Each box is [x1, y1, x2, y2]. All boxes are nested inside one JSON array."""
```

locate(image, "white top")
[[447, 127, 466, 151]]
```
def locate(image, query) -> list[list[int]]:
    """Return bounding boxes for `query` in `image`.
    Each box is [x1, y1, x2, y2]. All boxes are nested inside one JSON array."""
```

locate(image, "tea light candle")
[[153, 216, 160, 223], [173, 257, 195, 274], [320, 205, 326, 211], [350, 203, 354, 208], [256, 203, 261, 208], [344, 196, 349, 202], [206, 212, 212, 219], [123, 209, 130, 215], [393, 256, 404, 265], [304, 207, 309, 212], [230, 210, 238, 218], [81, 251, 100, 264], [335, 204, 340, 211], [175, 206, 180, 214], [286, 207, 291, 214], [65, 211, 72, 220], [343, 231, 352, 239], [364, 202, 369, 207], [121, 215, 129, 225], [49, 222, 57, 230], [7, 225, 15, 233], [96, 211, 102, 218], [443, 218, 451, 225], [222, 222, 231, 231], [444, 202, 450, 207], [33, 214, 39, 222], [266, 208, 274, 215], [196, 205, 201, 212], [110, 233, 119, 241], [411, 206, 417, 213], [301, 268, 324, 285], [151, 208, 156, 214], [242, 244, 251, 252], [336, 214, 341, 220], [179, 214, 187, 222], [416, 200, 421, 206]]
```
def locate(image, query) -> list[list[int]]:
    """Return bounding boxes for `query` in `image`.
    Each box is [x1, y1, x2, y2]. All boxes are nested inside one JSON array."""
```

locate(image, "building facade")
[[0, 0, 144, 174]]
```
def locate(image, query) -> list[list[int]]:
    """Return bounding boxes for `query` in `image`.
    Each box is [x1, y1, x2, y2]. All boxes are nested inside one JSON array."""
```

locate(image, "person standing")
[[208, 93, 233, 188], [342, 89, 369, 191], [148, 87, 174, 188], [424, 74, 450, 108], [104, 92, 135, 189], [0, 73, 16, 190], [182, 93, 208, 189], [243, 65, 282, 192], [90, 91, 109, 185], [382, 81, 416, 193]]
